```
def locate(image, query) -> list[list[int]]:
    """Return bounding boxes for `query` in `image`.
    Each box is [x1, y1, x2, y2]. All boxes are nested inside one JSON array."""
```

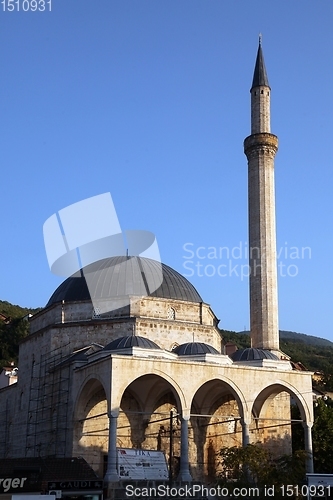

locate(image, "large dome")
[[46, 256, 202, 307]]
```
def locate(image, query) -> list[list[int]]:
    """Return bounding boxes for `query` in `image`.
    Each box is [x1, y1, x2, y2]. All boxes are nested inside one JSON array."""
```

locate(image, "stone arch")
[[116, 373, 184, 476], [189, 377, 248, 481], [252, 381, 312, 424], [113, 369, 187, 412], [73, 377, 109, 477], [117, 386, 144, 449], [74, 374, 109, 416], [251, 381, 313, 457]]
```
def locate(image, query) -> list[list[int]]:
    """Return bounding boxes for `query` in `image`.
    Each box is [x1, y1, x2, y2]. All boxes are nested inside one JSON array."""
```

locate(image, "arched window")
[[92, 306, 101, 319], [167, 307, 175, 320]]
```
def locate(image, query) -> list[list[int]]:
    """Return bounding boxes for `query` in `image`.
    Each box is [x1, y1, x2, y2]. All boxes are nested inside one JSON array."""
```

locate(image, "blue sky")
[[1, 1, 332, 340]]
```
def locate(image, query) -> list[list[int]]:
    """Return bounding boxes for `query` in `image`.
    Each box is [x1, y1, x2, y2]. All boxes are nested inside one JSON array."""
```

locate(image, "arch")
[[250, 381, 313, 459], [191, 376, 249, 419], [252, 381, 312, 424], [189, 377, 248, 481], [74, 374, 110, 418], [113, 369, 187, 413], [73, 376, 109, 476], [116, 373, 185, 470]]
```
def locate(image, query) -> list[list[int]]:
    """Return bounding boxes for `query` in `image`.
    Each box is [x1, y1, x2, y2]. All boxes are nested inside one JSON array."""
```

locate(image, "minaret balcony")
[[244, 133, 278, 157]]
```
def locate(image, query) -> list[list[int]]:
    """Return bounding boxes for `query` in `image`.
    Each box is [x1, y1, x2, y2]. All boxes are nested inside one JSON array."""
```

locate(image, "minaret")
[[244, 37, 279, 352]]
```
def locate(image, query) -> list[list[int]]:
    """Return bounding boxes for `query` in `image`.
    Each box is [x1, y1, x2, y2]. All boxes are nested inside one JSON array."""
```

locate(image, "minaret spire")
[[244, 40, 279, 353], [251, 37, 270, 90]]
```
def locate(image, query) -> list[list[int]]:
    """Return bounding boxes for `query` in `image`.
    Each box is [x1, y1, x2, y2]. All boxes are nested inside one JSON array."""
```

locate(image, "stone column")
[[241, 419, 250, 447], [177, 414, 192, 482], [303, 422, 314, 473], [104, 410, 119, 483]]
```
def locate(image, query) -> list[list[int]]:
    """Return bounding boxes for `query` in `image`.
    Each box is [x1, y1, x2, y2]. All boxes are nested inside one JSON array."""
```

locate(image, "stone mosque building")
[[0, 41, 314, 487]]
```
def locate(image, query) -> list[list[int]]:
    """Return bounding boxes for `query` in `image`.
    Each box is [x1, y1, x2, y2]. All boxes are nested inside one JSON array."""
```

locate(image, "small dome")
[[173, 342, 220, 356], [230, 348, 279, 361], [103, 335, 160, 351]]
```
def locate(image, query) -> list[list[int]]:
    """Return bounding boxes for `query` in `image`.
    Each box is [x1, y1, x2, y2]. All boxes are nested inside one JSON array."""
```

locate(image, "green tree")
[[0, 300, 41, 369], [312, 398, 333, 473], [0, 317, 30, 369], [292, 398, 333, 474], [217, 444, 307, 499]]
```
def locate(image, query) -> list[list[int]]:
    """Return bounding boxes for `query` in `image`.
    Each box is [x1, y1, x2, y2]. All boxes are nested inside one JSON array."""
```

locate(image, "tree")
[[0, 300, 40, 370], [217, 443, 307, 499], [312, 398, 333, 473], [292, 398, 333, 473], [0, 316, 30, 369]]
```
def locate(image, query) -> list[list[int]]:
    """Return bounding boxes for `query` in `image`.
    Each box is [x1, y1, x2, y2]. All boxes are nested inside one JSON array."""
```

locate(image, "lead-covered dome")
[[230, 348, 279, 361], [173, 342, 220, 355], [103, 336, 160, 351], [46, 256, 202, 307]]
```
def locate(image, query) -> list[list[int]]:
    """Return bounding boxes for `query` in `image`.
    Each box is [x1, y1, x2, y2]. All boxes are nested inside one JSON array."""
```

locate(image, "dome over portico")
[[103, 336, 161, 351], [173, 342, 220, 355], [230, 347, 279, 361]]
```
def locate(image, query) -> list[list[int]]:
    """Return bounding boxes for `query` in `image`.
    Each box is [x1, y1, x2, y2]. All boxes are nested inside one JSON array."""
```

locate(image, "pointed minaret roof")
[[251, 35, 270, 90]]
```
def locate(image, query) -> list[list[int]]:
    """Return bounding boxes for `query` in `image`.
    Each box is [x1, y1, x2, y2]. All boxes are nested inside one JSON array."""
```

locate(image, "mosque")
[[0, 41, 314, 492]]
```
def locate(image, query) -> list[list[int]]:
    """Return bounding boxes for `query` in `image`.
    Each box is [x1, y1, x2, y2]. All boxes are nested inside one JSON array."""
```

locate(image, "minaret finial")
[[259, 33, 262, 46]]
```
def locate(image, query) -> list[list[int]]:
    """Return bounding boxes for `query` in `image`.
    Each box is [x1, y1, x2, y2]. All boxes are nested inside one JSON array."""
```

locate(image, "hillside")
[[0, 300, 42, 369], [0, 300, 41, 320], [237, 330, 333, 348]]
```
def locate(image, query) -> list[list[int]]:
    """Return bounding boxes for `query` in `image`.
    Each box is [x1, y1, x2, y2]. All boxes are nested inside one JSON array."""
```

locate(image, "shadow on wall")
[[74, 432, 302, 483]]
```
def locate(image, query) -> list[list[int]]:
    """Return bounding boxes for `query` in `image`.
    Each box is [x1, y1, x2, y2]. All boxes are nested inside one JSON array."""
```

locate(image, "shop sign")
[[48, 481, 103, 491], [0, 476, 40, 494], [117, 448, 168, 480]]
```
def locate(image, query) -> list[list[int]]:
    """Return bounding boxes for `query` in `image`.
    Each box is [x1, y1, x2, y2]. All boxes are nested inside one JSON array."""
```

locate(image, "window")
[[92, 307, 101, 319], [167, 307, 175, 320]]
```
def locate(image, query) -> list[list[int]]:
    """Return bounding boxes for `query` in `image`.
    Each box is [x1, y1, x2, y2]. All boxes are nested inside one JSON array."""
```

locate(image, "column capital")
[[181, 410, 191, 420], [108, 409, 119, 418]]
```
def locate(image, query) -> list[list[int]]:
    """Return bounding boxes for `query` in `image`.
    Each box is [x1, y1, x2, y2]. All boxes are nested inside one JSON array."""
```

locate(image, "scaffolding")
[[25, 347, 71, 458]]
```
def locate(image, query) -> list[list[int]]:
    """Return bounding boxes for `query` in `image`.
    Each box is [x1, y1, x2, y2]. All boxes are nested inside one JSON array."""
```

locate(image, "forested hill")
[[237, 329, 333, 348], [0, 300, 41, 319], [0, 300, 42, 369]]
